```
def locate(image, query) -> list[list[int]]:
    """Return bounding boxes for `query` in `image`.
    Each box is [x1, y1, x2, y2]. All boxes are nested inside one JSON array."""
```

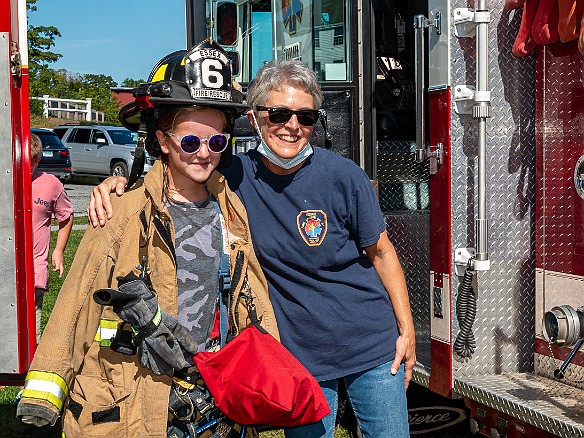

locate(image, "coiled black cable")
[[454, 259, 477, 359]]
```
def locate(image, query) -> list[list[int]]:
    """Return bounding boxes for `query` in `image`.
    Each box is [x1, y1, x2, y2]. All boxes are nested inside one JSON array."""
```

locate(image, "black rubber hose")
[[454, 261, 477, 359]]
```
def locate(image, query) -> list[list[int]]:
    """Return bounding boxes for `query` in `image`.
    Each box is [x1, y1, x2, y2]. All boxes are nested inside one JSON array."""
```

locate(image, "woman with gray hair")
[[90, 58, 416, 438]]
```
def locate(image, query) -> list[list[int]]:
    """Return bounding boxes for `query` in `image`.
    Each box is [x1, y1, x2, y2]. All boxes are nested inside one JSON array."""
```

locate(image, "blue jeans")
[[284, 362, 409, 438]]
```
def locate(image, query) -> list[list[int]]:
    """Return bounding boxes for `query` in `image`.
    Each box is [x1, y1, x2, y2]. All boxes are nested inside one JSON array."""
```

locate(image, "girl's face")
[[157, 108, 226, 191]]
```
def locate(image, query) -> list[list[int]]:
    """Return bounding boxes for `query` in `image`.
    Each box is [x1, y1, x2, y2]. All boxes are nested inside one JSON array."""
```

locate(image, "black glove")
[[94, 274, 197, 376], [136, 311, 197, 376], [16, 401, 59, 427], [116, 273, 158, 328], [162, 311, 198, 365], [94, 274, 161, 339]]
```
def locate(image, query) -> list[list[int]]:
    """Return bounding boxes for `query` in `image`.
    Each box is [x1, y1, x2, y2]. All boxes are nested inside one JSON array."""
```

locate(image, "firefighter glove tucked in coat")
[[93, 274, 198, 376]]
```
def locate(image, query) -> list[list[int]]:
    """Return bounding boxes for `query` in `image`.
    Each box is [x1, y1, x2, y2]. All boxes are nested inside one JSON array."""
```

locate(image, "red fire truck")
[[208, 0, 584, 436], [2, 0, 583, 436], [0, 0, 36, 386]]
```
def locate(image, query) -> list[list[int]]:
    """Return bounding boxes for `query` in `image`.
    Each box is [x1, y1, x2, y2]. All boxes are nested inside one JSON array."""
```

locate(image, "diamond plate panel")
[[535, 40, 584, 392], [537, 44, 584, 277], [450, 2, 536, 378], [378, 141, 431, 369], [377, 141, 430, 212], [0, 32, 19, 374], [455, 373, 584, 437], [535, 353, 584, 391], [384, 212, 430, 341]]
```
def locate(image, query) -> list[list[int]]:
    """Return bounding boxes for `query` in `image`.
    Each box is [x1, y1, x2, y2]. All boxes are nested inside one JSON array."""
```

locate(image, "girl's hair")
[[30, 133, 42, 164], [247, 60, 324, 111], [155, 106, 227, 133]]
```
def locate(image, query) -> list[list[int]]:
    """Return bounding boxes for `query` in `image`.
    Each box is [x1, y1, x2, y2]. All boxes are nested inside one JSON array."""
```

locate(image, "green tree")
[[121, 78, 146, 88], [74, 73, 121, 124], [26, 0, 61, 70], [27, 0, 62, 115], [26, 0, 137, 124]]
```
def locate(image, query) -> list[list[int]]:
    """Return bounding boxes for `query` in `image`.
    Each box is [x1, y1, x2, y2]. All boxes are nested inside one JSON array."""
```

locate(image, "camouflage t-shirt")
[[167, 196, 221, 352]]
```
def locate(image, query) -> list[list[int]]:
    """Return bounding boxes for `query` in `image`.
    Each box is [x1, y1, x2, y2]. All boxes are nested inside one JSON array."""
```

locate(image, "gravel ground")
[[63, 177, 100, 216]]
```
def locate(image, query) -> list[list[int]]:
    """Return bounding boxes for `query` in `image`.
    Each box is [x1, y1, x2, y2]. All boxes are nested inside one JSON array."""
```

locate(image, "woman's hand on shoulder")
[[88, 176, 128, 227]]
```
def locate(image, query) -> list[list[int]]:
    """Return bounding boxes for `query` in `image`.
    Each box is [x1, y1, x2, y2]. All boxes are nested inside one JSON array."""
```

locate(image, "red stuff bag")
[[192, 325, 330, 427]]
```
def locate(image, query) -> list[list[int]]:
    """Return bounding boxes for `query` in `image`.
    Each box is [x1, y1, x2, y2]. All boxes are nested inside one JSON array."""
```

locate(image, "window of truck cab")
[[212, 0, 351, 84]]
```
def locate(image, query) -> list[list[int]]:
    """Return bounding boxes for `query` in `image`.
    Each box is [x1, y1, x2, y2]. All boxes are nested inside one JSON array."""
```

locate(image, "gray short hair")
[[247, 60, 324, 111]]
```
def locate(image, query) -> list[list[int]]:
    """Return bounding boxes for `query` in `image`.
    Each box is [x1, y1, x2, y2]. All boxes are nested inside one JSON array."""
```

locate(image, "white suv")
[[53, 125, 154, 180]]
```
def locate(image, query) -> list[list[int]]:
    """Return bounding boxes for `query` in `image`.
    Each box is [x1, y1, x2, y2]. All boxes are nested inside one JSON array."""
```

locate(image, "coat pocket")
[[63, 374, 131, 437]]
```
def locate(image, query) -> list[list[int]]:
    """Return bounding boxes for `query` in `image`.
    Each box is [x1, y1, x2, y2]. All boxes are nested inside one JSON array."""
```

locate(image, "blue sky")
[[28, 0, 188, 85]]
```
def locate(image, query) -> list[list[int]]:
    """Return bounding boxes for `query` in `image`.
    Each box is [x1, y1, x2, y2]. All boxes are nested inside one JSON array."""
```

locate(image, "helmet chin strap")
[[250, 112, 313, 170], [127, 122, 148, 188]]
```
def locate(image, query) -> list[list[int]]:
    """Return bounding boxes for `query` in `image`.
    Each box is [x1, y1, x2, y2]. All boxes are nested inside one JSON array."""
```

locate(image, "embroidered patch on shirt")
[[297, 210, 328, 246]]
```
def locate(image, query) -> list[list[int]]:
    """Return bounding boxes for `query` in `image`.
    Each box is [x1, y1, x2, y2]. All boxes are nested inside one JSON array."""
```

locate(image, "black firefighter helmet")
[[120, 38, 248, 186]]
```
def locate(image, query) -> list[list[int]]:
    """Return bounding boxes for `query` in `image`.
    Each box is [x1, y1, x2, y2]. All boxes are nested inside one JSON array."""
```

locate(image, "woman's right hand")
[[88, 176, 128, 227]]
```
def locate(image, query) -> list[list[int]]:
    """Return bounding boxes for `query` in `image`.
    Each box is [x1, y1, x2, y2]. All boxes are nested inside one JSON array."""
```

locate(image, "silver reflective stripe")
[[22, 370, 69, 411], [94, 319, 119, 346], [24, 378, 66, 400], [97, 327, 117, 341]]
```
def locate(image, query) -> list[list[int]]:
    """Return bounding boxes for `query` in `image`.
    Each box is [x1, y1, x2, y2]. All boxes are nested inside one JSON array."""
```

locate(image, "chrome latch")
[[11, 41, 22, 88], [414, 12, 442, 35], [416, 143, 443, 175]]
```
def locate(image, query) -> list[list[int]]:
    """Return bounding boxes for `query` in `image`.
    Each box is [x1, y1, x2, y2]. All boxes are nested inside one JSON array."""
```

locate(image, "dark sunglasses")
[[256, 106, 320, 126], [164, 132, 231, 154]]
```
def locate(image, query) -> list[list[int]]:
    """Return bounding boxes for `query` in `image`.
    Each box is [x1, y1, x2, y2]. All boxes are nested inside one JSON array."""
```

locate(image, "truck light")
[[149, 82, 173, 97], [469, 417, 483, 434]]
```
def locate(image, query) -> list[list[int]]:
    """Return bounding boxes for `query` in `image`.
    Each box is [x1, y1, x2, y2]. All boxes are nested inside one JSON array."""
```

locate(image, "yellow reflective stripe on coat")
[[22, 370, 69, 411], [94, 318, 118, 347]]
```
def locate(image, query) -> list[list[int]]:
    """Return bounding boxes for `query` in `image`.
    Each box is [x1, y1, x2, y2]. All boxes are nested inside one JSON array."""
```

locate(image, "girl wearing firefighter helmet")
[[17, 39, 279, 438]]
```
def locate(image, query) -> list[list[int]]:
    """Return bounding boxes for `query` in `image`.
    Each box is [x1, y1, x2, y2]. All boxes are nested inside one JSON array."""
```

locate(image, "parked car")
[[53, 125, 154, 180], [31, 128, 72, 183]]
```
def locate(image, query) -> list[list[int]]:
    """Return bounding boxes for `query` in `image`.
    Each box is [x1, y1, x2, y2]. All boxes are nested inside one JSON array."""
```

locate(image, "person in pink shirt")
[[30, 133, 74, 343]]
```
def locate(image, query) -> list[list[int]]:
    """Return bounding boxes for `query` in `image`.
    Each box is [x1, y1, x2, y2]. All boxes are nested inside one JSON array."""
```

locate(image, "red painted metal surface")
[[535, 40, 584, 276], [535, 338, 584, 368], [428, 88, 453, 397], [465, 398, 559, 438], [13, 65, 35, 374], [0, 0, 35, 383], [0, 4, 10, 31]]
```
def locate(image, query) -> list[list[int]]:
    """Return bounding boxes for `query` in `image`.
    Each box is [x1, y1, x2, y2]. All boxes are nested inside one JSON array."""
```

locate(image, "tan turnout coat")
[[20, 160, 279, 437]]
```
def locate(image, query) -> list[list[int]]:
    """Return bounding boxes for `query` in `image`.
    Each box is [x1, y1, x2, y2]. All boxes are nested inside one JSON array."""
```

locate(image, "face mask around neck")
[[251, 111, 314, 171]]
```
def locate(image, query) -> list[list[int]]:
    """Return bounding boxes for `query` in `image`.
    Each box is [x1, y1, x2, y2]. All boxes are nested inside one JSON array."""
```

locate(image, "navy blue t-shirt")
[[220, 148, 398, 381]]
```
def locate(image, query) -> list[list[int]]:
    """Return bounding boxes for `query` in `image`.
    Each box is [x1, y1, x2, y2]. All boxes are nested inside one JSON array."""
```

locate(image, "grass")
[[40, 230, 85, 331], [70, 175, 102, 185], [51, 215, 88, 227], [30, 115, 67, 130]]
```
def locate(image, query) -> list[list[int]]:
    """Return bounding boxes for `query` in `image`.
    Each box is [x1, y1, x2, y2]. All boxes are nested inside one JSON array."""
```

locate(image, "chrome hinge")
[[11, 41, 22, 88]]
